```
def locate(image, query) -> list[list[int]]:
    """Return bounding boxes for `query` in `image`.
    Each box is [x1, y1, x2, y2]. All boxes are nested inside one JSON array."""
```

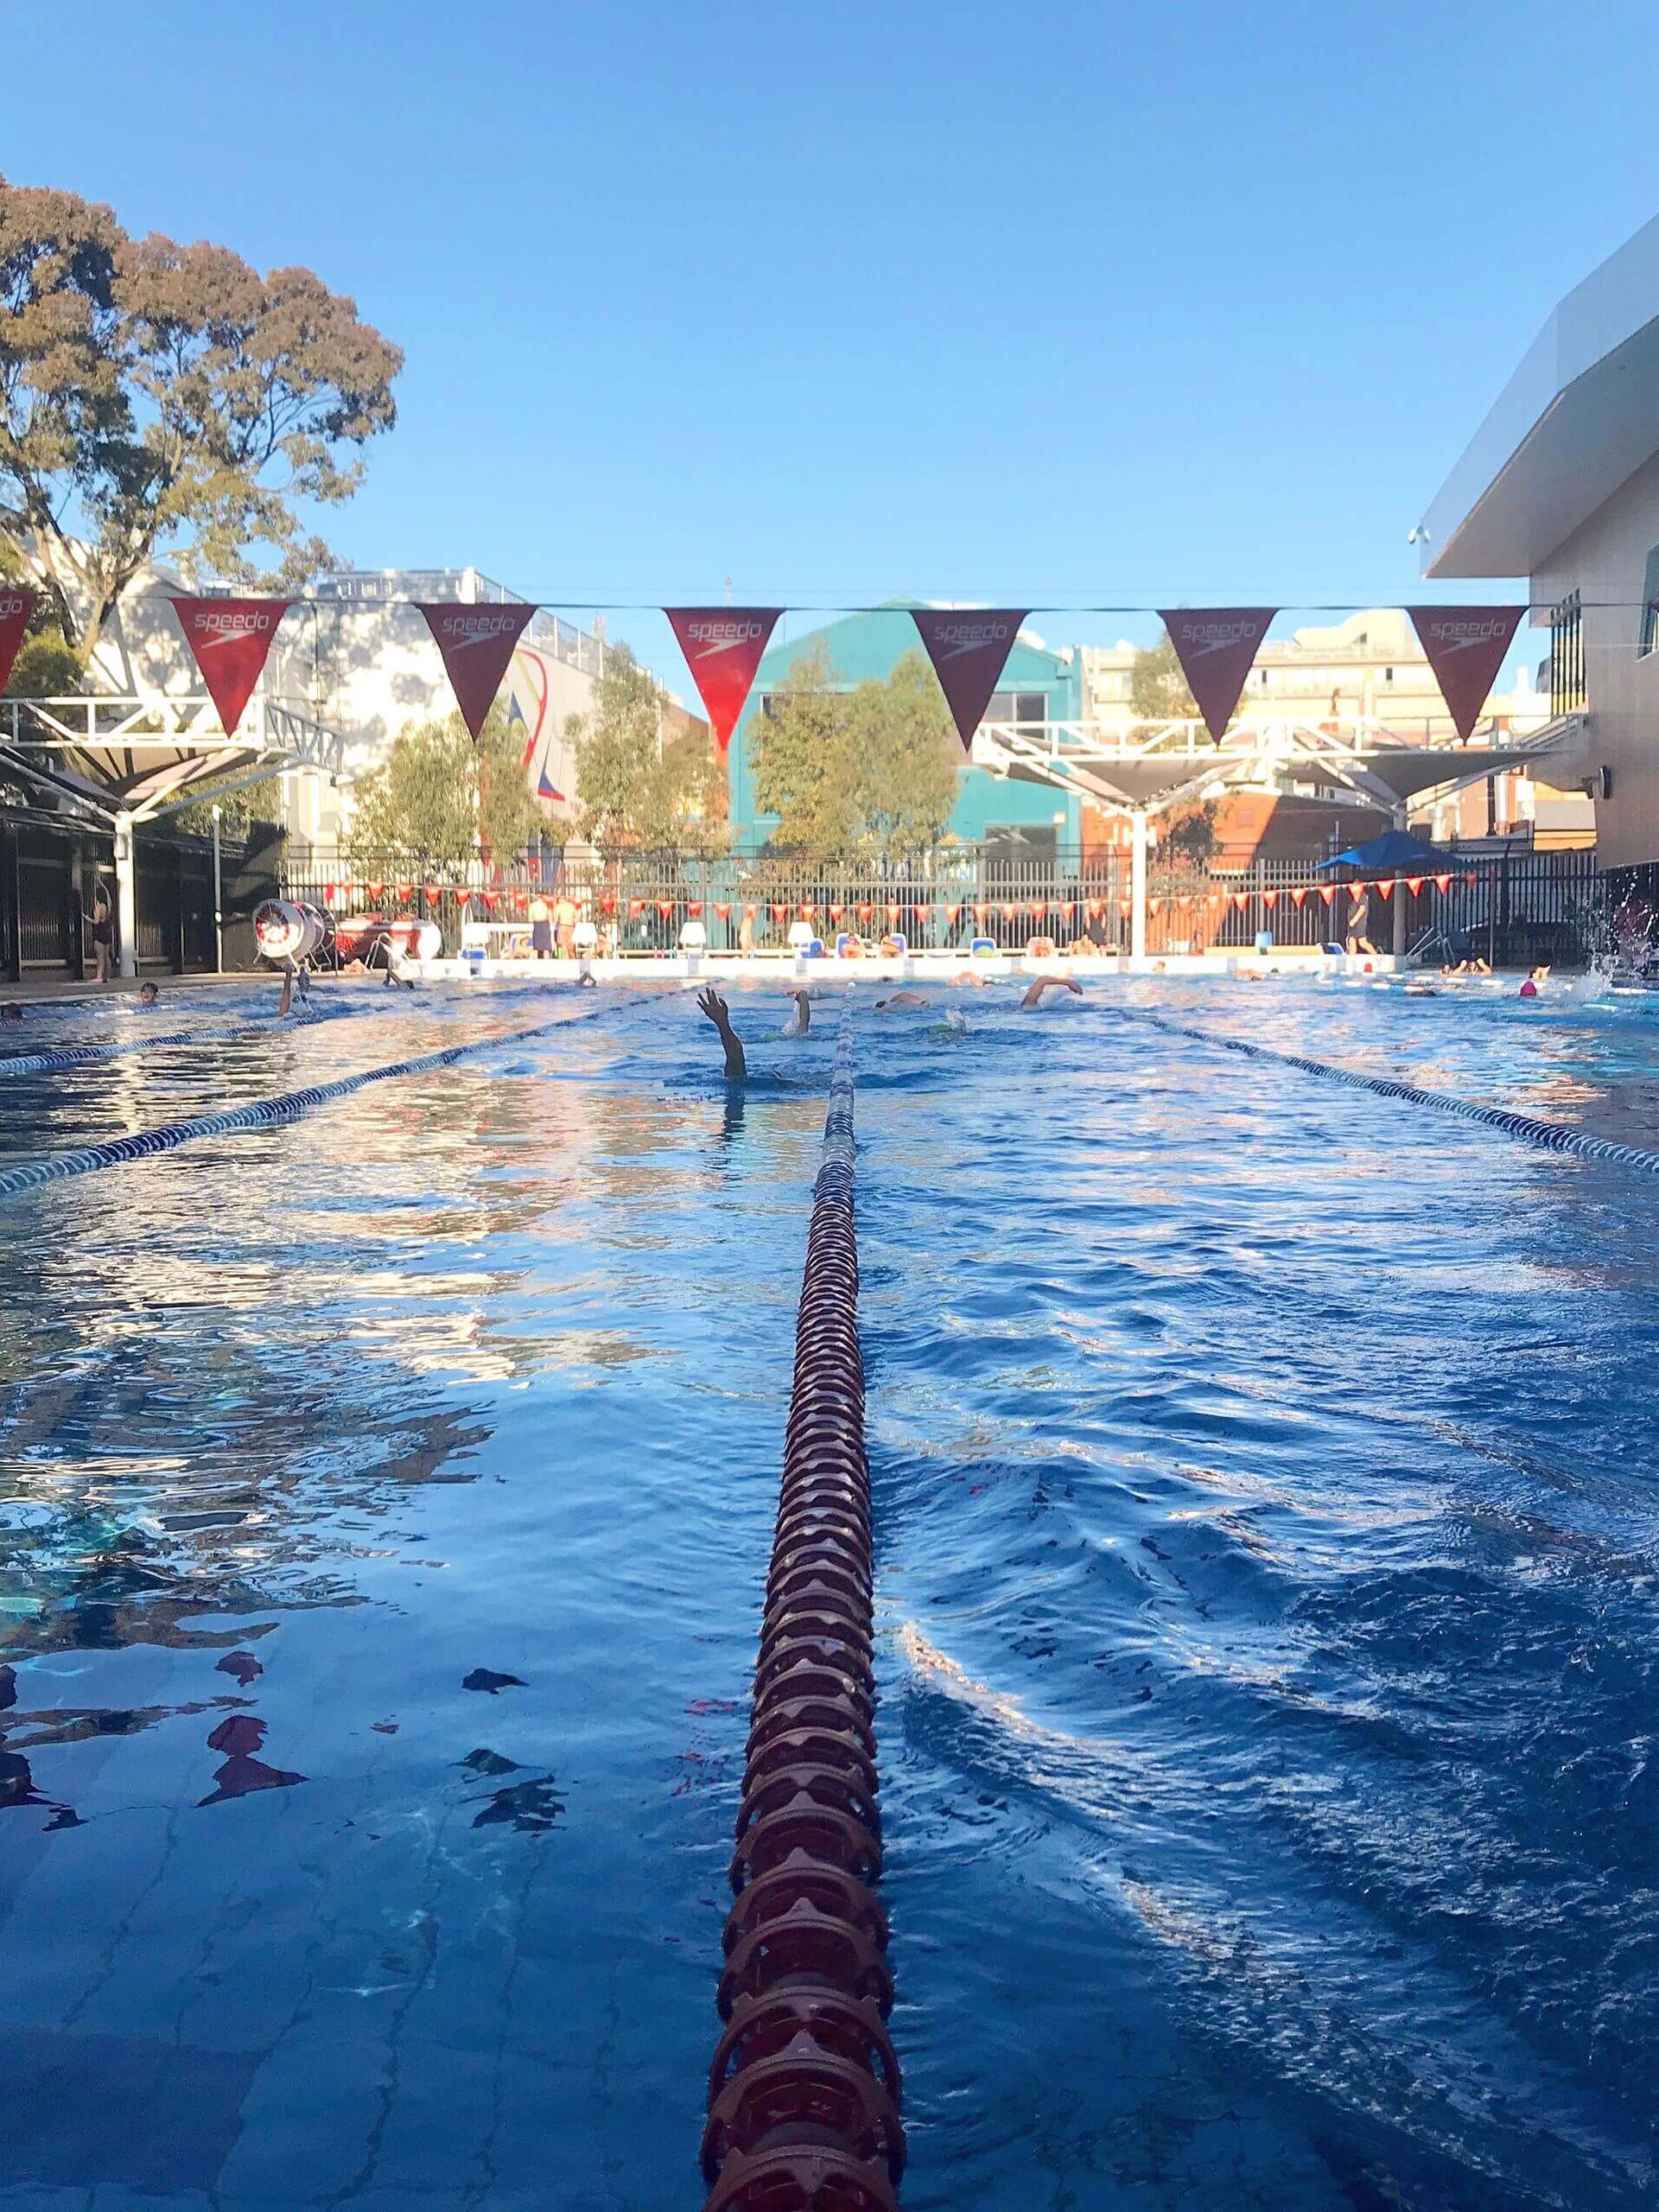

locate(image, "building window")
[[1549, 591, 1585, 715], [1641, 547, 1659, 658], [983, 690, 1049, 728]]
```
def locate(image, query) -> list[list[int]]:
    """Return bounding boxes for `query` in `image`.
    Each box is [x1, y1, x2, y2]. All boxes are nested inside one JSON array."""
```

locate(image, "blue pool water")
[[2, 975, 1657, 2209]]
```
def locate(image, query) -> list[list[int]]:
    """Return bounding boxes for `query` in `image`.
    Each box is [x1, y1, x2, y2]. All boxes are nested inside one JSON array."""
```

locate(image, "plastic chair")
[[573, 920, 598, 954], [680, 920, 709, 951], [787, 921, 815, 952]]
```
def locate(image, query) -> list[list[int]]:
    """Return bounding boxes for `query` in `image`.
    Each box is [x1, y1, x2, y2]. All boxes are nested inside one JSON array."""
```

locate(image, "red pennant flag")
[[341, 882, 358, 901], [1406, 876, 1424, 896], [1158, 608, 1275, 742], [366, 879, 385, 902], [1262, 889, 1278, 909], [1001, 902, 1017, 920], [687, 900, 703, 917], [1290, 887, 1308, 907], [945, 903, 961, 923], [418, 601, 534, 741], [742, 901, 757, 918], [800, 902, 816, 920], [1118, 898, 1132, 917], [629, 898, 645, 918], [1148, 896, 1163, 915], [172, 596, 289, 734], [480, 890, 500, 912], [324, 881, 339, 906], [397, 882, 415, 904], [910, 607, 1029, 751], [1407, 607, 1526, 742], [1374, 878, 1394, 899], [1207, 892, 1223, 908], [973, 902, 989, 925], [1060, 901, 1074, 918], [1433, 874, 1452, 893], [888, 903, 902, 924], [1230, 891, 1249, 911], [771, 902, 789, 922], [829, 903, 843, 922], [656, 899, 675, 918], [1317, 886, 1335, 906], [424, 884, 442, 906], [664, 608, 781, 751], [715, 901, 732, 919], [600, 893, 617, 914], [858, 902, 874, 922], [1177, 893, 1193, 909], [0, 582, 37, 695], [1350, 881, 1370, 901], [452, 888, 469, 909]]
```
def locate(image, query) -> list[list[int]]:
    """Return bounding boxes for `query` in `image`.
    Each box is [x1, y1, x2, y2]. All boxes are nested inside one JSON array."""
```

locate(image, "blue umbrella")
[[1314, 830, 1478, 874]]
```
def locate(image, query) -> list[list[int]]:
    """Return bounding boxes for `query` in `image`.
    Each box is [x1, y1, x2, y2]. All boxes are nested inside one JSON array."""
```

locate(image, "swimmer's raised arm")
[[697, 984, 747, 1081], [1020, 976, 1083, 1008]]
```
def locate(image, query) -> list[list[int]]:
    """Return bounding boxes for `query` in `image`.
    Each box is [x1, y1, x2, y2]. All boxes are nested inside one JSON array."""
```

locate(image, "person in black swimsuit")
[[90, 883, 114, 983]]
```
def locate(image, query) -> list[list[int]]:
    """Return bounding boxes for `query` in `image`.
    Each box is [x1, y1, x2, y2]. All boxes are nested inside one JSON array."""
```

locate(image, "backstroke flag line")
[[0, 583, 36, 696], [1159, 608, 1276, 743], [665, 609, 782, 752], [418, 601, 536, 741], [1406, 607, 1527, 742], [171, 597, 291, 734], [911, 608, 1029, 752]]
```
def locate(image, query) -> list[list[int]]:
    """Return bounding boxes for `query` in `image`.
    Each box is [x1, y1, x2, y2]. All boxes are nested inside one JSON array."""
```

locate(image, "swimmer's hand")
[[1020, 976, 1084, 1007], [697, 985, 747, 1080]]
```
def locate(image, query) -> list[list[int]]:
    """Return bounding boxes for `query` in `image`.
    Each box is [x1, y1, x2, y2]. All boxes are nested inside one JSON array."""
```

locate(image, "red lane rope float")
[[702, 1005, 904, 2212]]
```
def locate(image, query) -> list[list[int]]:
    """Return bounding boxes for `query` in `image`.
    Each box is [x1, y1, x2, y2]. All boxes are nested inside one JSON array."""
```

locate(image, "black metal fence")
[[280, 842, 1606, 963], [0, 810, 281, 982]]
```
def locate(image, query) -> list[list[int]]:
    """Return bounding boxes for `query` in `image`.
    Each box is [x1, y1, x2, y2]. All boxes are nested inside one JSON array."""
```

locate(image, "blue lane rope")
[[0, 1018, 570, 1201], [0, 1010, 334, 1080], [1120, 1006, 1659, 1177]]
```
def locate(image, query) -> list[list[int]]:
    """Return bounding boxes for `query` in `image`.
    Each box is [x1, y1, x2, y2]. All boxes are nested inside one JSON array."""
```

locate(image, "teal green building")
[[727, 603, 1084, 855]]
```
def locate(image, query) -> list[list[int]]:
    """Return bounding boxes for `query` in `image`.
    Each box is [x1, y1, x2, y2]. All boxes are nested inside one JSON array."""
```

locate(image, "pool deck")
[[406, 948, 1404, 986]]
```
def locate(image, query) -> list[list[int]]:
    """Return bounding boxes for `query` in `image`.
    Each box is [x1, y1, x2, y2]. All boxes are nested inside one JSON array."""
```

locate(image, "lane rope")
[[1120, 1005, 1659, 1177], [0, 1018, 572, 1201], [702, 1000, 904, 2212], [0, 1010, 334, 1079]]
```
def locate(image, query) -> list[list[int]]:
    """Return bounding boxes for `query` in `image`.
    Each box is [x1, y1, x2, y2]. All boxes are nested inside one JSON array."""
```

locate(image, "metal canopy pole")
[[1129, 810, 1148, 963], [211, 804, 224, 973], [113, 810, 137, 979]]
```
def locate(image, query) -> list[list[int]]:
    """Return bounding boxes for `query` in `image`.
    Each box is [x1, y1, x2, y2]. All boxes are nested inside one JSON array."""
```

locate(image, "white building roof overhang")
[[1417, 213, 1659, 580]]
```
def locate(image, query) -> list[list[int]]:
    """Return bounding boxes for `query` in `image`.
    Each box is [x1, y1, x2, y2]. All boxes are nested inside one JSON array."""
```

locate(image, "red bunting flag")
[[418, 601, 534, 741], [656, 899, 674, 918], [1290, 887, 1308, 907], [1374, 878, 1394, 899], [1405, 876, 1424, 896], [664, 608, 782, 751], [1350, 881, 1370, 900], [1118, 898, 1132, 917], [829, 903, 843, 921], [799, 902, 816, 919], [1262, 889, 1278, 909], [945, 903, 961, 923], [629, 898, 645, 918], [397, 882, 414, 904], [859, 902, 874, 922], [366, 880, 385, 902], [771, 902, 789, 921], [1158, 608, 1275, 742], [480, 890, 500, 912], [742, 901, 757, 918], [172, 596, 290, 734], [1230, 891, 1249, 911], [0, 582, 37, 695], [510, 889, 526, 912], [1318, 886, 1336, 906], [1148, 895, 1163, 915], [910, 607, 1029, 752], [1208, 893, 1223, 907], [973, 902, 989, 925], [1001, 902, 1017, 920], [341, 882, 358, 900], [424, 884, 442, 906], [715, 901, 732, 919], [1406, 607, 1526, 742], [601, 893, 617, 914], [1177, 893, 1192, 909], [324, 881, 339, 906], [1060, 900, 1074, 918], [1433, 873, 1452, 893], [888, 903, 901, 924], [687, 900, 703, 917]]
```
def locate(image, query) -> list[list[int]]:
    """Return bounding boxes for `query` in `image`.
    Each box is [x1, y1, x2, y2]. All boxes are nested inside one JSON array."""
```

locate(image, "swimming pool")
[[2, 974, 1656, 2209]]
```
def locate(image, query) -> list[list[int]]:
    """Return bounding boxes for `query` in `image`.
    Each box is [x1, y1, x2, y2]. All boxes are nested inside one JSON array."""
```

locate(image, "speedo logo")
[[439, 612, 522, 645], [193, 609, 275, 642], [0, 594, 29, 621], [1425, 618, 1511, 651], [686, 618, 766, 656], [1179, 620, 1262, 655], [932, 619, 1011, 658]]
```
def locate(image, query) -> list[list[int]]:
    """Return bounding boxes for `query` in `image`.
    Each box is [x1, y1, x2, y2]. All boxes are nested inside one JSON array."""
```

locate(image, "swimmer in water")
[[781, 989, 812, 1036], [0, 1002, 22, 1023], [1518, 963, 1550, 1000], [697, 984, 747, 1081], [1020, 976, 1083, 1008], [138, 981, 160, 1008], [874, 991, 928, 1011]]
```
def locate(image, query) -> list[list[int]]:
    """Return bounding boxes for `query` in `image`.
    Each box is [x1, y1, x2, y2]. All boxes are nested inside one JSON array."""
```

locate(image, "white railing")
[[0, 694, 346, 775]]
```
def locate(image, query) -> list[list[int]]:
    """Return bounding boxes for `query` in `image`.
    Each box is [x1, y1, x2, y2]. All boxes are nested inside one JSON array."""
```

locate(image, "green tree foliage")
[[0, 175, 402, 668], [1160, 798, 1219, 864], [569, 649, 727, 852], [751, 646, 958, 858], [346, 704, 542, 868], [1129, 631, 1203, 725]]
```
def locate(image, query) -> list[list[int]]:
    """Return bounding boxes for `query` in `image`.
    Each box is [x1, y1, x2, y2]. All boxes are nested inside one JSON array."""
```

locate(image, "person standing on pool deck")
[[554, 893, 577, 958], [696, 986, 747, 1080], [90, 882, 113, 983], [528, 893, 553, 960]]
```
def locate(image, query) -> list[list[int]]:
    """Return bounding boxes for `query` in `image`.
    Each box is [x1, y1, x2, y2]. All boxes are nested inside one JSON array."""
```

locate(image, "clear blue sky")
[[6, 0, 1657, 683]]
